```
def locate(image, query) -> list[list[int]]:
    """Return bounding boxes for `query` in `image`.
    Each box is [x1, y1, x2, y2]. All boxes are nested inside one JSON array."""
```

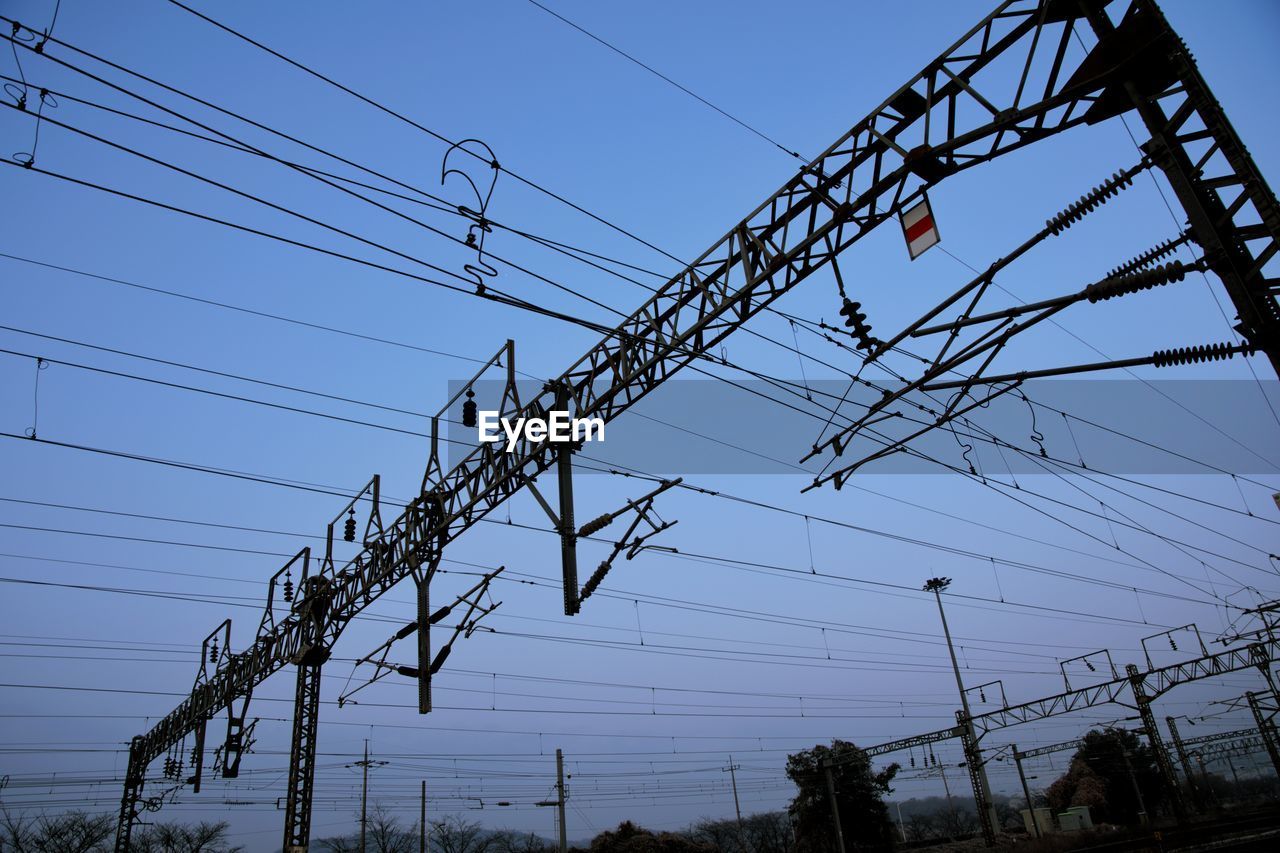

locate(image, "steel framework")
[[804, 0, 1280, 486], [851, 632, 1279, 843], [109, 0, 1280, 848]]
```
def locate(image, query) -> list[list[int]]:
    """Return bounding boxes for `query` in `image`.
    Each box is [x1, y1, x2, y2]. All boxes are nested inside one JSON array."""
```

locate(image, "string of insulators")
[[282, 569, 294, 603], [579, 561, 612, 604], [839, 298, 878, 352], [344, 509, 356, 543], [1045, 169, 1136, 236], [462, 388, 477, 429], [1152, 341, 1254, 368], [979, 688, 987, 703], [208, 639, 218, 663], [1085, 660, 1096, 671], [1169, 636, 1178, 651], [1085, 260, 1188, 303], [1108, 234, 1186, 279], [578, 512, 614, 538]]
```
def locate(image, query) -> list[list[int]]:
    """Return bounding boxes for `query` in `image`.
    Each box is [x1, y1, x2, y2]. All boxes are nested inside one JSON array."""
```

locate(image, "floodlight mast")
[[924, 577, 1001, 841], [109, 0, 1280, 848]]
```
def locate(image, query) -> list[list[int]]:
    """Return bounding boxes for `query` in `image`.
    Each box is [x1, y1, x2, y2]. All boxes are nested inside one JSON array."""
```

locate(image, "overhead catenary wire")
[[9, 310, 1263, 593], [1, 426, 1244, 625], [519, 0, 808, 163], [7, 22, 1267, 583], [5, 3, 1274, 819]]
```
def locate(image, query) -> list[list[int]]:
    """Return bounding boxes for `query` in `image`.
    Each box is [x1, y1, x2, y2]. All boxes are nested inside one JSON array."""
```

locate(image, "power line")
[[1, 426, 1231, 627], [520, 0, 807, 163], [8, 44, 1260, 577], [158, 0, 686, 266]]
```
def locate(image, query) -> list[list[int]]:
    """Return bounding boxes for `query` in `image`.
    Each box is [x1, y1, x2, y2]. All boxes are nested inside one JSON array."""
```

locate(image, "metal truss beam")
[[116, 1, 1134, 824], [863, 725, 964, 759], [972, 640, 1277, 736], [1182, 727, 1257, 750], [112, 0, 1280, 845], [1082, 0, 1280, 375], [1189, 735, 1263, 764], [1014, 737, 1086, 762]]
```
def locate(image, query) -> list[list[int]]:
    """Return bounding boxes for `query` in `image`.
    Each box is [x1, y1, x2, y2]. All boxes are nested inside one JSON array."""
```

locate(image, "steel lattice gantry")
[[112, 0, 1280, 849], [850, 637, 1279, 842]]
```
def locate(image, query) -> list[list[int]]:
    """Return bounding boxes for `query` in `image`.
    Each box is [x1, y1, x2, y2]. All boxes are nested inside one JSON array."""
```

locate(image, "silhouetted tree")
[[1045, 728, 1164, 823], [785, 741, 899, 853], [0, 808, 115, 852], [585, 821, 713, 853], [0, 810, 239, 853], [491, 829, 554, 853], [432, 815, 494, 853], [133, 820, 243, 852]]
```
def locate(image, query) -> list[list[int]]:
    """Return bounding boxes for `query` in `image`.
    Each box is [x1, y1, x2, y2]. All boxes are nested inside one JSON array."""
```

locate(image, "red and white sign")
[[900, 195, 940, 260]]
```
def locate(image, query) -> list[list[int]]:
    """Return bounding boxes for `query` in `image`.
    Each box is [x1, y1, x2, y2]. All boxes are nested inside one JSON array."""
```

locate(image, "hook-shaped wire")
[[442, 138, 500, 292], [944, 389, 978, 476], [1013, 384, 1047, 456]]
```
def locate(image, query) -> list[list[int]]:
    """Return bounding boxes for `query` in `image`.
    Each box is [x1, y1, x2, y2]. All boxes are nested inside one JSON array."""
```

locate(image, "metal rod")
[[556, 749, 568, 853], [928, 579, 998, 842], [361, 739, 369, 853], [923, 342, 1256, 390], [1012, 746, 1042, 839]]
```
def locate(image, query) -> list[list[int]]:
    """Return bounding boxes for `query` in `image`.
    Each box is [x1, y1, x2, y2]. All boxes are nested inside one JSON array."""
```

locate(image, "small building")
[[1057, 806, 1094, 832], [1020, 807, 1055, 835]]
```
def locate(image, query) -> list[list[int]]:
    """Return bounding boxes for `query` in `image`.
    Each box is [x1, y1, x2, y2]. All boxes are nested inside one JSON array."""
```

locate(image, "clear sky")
[[1, 1, 1279, 850]]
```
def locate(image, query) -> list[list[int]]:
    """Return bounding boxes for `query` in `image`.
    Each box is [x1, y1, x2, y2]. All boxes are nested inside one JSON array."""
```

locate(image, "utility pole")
[[351, 740, 386, 853], [937, 763, 959, 836], [361, 740, 369, 853], [556, 749, 568, 853], [924, 577, 998, 842], [420, 779, 427, 853], [894, 800, 907, 843], [537, 750, 568, 853], [723, 756, 744, 844], [1011, 746, 1042, 839], [821, 760, 847, 853]]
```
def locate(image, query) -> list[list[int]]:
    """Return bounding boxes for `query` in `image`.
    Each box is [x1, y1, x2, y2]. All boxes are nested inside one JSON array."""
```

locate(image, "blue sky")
[[1, 0, 1279, 849]]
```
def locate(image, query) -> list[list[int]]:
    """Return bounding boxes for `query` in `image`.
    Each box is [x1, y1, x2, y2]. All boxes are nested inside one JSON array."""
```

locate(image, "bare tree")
[[491, 829, 553, 853], [317, 834, 359, 853], [132, 820, 242, 853], [0, 808, 115, 853], [431, 815, 492, 853], [742, 812, 793, 853], [689, 818, 741, 853], [367, 804, 415, 853]]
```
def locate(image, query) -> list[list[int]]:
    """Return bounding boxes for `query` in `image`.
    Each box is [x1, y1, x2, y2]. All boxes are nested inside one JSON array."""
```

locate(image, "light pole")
[[924, 577, 1000, 838]]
